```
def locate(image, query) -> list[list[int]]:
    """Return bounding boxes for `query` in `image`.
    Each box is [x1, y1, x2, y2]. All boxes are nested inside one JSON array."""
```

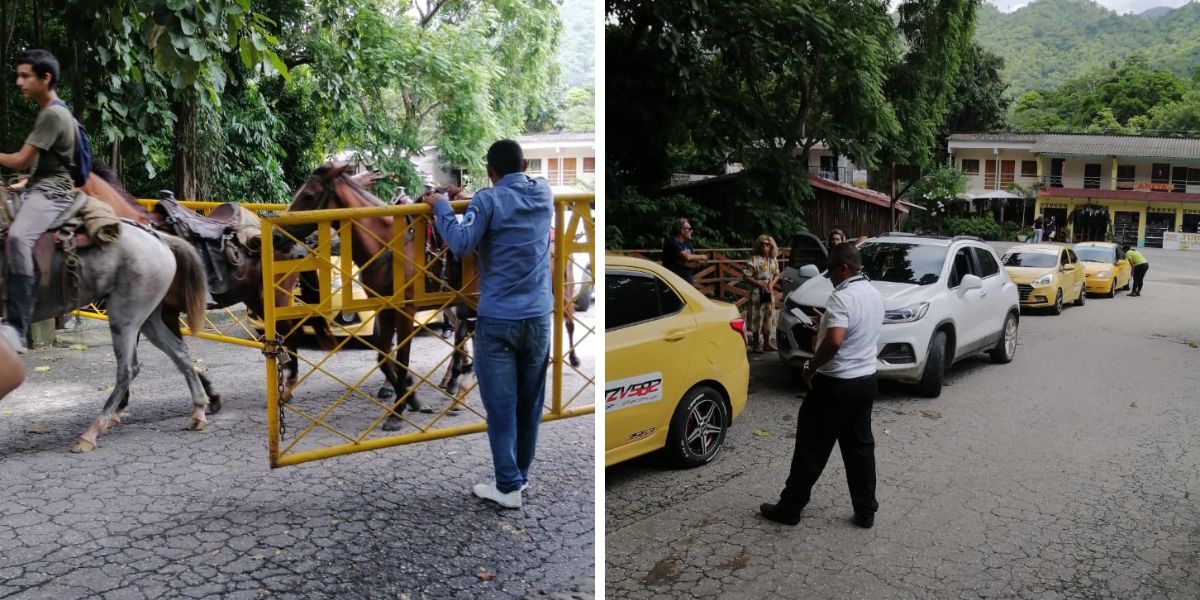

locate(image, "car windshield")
[[858, 242, 947, 286], [1074, 246, 1114, 263], [1002, 251, 1057, 268]]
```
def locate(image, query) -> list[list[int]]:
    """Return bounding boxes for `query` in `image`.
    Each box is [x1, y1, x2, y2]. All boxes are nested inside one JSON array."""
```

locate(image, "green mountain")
[[976, 0, 1200, 99], [558, 0, 595, 90]]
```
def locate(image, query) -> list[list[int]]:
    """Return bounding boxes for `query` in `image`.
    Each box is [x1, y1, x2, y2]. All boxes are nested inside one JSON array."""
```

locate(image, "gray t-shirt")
[[24, 103, 76, 195], [815, 275, 884, 379]]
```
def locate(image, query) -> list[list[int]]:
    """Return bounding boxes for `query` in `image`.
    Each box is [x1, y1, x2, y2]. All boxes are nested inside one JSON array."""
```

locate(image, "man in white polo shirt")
[[760, 242, 885, 528]]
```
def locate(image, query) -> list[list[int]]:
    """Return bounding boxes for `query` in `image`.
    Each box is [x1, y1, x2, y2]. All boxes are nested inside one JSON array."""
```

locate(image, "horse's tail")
[[163, 234, 207, 334]]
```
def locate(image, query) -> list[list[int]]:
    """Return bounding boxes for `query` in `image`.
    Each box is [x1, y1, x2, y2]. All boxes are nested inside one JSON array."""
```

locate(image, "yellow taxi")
[[1000, 243, 1087, 315], [605, 256, 749, 468], [1073, 242, 1132, 298]]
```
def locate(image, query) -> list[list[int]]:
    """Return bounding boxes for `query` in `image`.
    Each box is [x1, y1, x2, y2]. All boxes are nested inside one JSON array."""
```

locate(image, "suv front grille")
[[790, 323, 815, 354]]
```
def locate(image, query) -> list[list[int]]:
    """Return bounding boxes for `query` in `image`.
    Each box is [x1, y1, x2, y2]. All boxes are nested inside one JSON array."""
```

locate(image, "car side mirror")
[[960, 274, 983, 291], [798, 264, 821, 278]]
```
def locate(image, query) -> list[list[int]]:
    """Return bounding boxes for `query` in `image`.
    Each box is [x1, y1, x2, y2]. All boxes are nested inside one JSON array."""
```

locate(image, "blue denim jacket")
[[433, 173, 553, 319]]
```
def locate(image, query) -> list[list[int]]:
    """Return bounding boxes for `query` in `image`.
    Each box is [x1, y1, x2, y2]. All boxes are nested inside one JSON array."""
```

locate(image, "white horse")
[[2, 186, 210, 453]]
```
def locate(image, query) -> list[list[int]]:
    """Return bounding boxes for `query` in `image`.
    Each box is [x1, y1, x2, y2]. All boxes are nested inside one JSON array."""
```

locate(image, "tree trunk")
[[71, 38, 84, 120], [32, 0, 42, 47], [171, 98, 197, 199]]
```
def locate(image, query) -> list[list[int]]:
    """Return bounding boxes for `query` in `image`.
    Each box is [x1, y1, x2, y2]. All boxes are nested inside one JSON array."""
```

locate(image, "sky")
[[989, 0, 1193, 13]]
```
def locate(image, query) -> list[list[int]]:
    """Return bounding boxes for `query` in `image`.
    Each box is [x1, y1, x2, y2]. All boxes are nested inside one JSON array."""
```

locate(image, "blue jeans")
[[473, 314, 552, 493]]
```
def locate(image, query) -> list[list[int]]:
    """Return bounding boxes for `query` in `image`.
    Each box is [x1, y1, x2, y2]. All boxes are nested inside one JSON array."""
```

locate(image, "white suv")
[[775, 234, 1020, 397]]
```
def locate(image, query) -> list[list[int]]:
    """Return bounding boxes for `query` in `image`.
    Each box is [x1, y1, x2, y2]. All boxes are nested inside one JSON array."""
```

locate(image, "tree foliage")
[[606, 0, 979, 248], [1, 1, 567, 201]]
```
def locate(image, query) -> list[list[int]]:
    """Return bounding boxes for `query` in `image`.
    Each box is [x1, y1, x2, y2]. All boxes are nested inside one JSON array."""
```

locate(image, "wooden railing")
[[611, 248, 790, 311]]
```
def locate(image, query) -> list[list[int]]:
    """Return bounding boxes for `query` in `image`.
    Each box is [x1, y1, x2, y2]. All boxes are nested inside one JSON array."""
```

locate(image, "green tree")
[[902, 164, 966, 233], [942, 43, 1010, 141]]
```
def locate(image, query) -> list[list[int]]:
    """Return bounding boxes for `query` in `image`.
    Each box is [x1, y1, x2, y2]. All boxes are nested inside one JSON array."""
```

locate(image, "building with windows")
[[948, 133, 1200, 248], [408, 132, 596, 193]]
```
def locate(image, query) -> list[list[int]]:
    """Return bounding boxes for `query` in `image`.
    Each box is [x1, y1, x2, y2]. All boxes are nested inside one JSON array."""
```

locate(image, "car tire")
[[1074, 284, 1086, 306], [989, 312, 1018, 364], [1050, 289, 1063, 315], [916, 331, 946, 398], [1108, 280, 1117, 298], [666, 385, 729, 468]]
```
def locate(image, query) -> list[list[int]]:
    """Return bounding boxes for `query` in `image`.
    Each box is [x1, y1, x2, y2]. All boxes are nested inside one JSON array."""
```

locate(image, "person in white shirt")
[[760, 242, 885, 529]]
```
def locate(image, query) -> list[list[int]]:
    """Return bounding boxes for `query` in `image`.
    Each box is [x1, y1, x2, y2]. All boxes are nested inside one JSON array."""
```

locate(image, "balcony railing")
[[1041, 175, 1200, 194]]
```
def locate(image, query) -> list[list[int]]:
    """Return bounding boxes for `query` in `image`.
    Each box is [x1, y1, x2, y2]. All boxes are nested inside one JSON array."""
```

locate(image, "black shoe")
[[853, 512, 875, 529], [759, 502, 801, 526]]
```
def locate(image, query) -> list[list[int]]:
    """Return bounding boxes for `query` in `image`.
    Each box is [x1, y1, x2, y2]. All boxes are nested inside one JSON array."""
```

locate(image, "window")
[[1083, 163, 1102, 189], [606, 272, 684, 330], [1117, 165, 1136, 190], [1021, 160, 1038, 177], [1059, 251, 1069, 267], [947, 248, 976, 288], [858, 242, 948, 286], [527, 158, 543, 174], [1188, 168, 1200, 185], [972, 246, 1000, 277], [1067, 249, 1079, 264], [961, 159, 980, 176], [582, 157, 595, 174]]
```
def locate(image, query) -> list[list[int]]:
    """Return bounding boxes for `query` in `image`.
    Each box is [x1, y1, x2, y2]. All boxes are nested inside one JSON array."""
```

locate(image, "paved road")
[[1, 308, 596, 599], [607, 245, 1200, 599]]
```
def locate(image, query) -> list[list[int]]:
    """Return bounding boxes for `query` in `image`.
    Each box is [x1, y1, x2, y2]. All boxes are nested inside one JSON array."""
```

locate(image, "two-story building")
[[948, 133, 1200, 248]]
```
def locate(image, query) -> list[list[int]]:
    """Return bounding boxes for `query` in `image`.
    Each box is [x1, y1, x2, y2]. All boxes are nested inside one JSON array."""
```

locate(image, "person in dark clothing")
[[760, 243, 885, 529], [661, 218, 706, 285]]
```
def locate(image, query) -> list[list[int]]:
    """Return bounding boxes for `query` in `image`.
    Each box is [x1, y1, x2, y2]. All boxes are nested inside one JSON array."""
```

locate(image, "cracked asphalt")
[[1, 307, 596, 599], [606, 245, 1200, 599]]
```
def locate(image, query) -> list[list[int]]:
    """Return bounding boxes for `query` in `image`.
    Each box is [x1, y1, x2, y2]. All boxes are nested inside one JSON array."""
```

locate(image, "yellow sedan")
[[1001, 243, 1087, 315], [1073, 242, 1132, 298], [605, 256, 749, 468]]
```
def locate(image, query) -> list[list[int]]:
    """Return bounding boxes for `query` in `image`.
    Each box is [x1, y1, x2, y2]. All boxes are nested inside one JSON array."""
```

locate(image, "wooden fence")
[[611, 248, 791, 311]]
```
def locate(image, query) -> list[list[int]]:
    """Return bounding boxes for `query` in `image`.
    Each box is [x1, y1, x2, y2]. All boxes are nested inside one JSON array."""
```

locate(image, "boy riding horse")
[[0, 49, 80, 352]]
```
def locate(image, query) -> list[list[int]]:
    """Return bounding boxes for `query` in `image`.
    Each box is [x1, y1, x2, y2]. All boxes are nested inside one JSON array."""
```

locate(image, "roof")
[[948, 133, 1043, 143], [1030, 134, 1200, 160], [807, 174, 908, 213]]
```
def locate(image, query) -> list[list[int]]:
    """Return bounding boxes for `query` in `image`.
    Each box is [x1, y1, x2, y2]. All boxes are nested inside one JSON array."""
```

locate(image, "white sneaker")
[[473, 482, 522, 509], [520, 482, 529, 492], [0, 324, 26, 354]]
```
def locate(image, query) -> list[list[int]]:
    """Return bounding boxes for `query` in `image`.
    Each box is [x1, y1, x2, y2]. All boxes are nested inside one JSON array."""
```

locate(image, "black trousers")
[[779, 373, 878, 515], [1132, 262, 1149, 293]]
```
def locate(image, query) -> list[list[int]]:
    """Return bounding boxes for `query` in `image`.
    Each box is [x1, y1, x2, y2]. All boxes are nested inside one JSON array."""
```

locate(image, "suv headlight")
[[883, 302, 929, 324], [1033, 274, 1053, 287]]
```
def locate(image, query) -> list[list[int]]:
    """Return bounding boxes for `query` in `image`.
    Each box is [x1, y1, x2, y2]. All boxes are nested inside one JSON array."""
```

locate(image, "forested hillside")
[[976, 0, 1200, 99]]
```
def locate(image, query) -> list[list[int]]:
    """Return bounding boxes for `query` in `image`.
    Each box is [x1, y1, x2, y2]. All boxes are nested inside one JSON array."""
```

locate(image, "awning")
[[956, 189, 1023, 201]]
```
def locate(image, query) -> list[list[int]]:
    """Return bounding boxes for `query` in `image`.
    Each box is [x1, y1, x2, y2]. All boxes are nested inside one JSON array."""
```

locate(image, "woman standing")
[[744, 235, 781, 353]]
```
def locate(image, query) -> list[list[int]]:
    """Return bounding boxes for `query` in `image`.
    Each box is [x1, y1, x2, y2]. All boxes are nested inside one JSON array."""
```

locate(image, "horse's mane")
[[89, 161, 147, 214]]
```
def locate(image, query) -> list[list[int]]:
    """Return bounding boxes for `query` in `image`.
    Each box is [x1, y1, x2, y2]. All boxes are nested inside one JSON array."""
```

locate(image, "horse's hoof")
[[408, 401, 423, 413], [207, 395, 223, 414], [378, 387, 395, 401], [71, 439, 96, 453], [186, 419, 207, 432], [569, 355, 581, 368], [106, 416, 121, 429], [382, 418, 403, 432]]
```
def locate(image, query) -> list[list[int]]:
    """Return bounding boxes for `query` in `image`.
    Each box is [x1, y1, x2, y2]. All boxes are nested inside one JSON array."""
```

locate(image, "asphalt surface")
[[0, 306, 596, 599], [606, 244, 1200, 599]]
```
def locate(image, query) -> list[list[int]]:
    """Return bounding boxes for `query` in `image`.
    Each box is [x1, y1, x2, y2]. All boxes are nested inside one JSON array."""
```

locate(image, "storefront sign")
[[1163, 231, 1200, 251], [852, 170, 868, 188]]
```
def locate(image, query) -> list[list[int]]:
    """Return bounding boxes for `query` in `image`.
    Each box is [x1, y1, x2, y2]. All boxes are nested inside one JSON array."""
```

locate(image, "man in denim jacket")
[[423, 140, 554, 509]]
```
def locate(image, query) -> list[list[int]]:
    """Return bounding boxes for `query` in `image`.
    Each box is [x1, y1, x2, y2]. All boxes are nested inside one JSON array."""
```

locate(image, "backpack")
[[50, 99, 92, 187]]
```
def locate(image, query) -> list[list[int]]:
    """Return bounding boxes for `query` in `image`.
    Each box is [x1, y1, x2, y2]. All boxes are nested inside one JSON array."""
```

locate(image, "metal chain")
[[261, 333, 289, 439]]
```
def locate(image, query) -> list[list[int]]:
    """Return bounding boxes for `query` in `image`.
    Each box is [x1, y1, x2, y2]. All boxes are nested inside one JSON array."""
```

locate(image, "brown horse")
[[283, 165, 429, 431], [82, 165, 327, 410]]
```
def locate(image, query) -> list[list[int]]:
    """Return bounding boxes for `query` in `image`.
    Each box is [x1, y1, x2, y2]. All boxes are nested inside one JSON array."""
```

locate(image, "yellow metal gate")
[[259, 194, 595, 468]]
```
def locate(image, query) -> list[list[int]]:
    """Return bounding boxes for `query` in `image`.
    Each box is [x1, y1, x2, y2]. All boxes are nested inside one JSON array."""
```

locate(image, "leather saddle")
[[1, 188, 110, 312], [151, 194, 258, 302]]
